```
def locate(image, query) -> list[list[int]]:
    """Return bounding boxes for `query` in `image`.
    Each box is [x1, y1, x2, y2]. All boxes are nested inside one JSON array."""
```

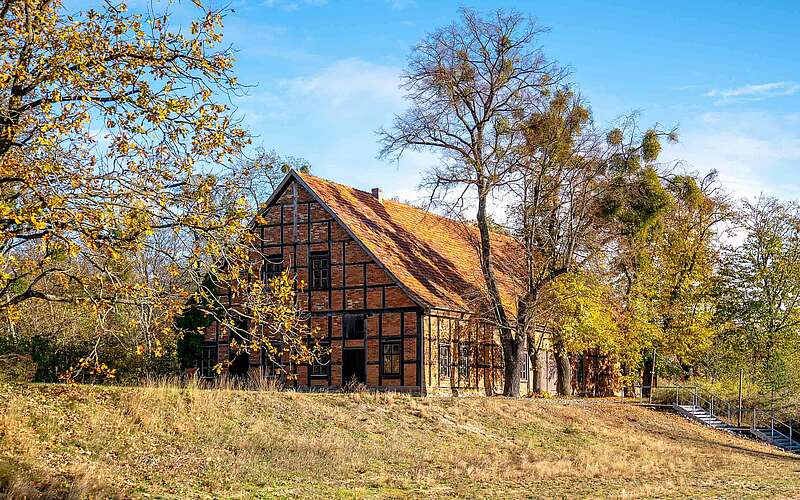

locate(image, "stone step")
[[670, 395, 800, 454], [676, 405, 731, 430]]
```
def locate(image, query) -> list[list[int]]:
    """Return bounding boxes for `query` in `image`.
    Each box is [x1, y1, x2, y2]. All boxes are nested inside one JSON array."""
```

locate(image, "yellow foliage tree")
[[0, 0, 322, 380], [543, 271, 626, 395]]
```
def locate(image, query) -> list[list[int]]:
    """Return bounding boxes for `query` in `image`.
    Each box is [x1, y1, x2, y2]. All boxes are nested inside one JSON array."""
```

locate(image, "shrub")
[[0, 353, 37, 383]]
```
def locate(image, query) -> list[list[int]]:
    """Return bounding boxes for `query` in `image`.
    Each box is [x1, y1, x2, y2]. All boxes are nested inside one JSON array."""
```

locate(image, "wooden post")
[[771, 388, 775, 439], [648, 348, 656, 404], [738, 368, 744, 427], [650, 348, 656, 388]]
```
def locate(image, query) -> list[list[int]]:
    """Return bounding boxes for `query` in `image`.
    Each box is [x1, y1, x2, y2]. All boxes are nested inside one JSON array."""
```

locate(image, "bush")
[[0, 353, 37, 383]]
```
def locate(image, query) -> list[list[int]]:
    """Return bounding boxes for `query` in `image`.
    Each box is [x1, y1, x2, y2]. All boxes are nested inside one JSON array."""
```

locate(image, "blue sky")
[[218, 0, 800, 202]]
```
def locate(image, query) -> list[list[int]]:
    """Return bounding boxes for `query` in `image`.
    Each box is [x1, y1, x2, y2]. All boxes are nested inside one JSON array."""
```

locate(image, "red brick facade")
[[200, 172, 541, 395]]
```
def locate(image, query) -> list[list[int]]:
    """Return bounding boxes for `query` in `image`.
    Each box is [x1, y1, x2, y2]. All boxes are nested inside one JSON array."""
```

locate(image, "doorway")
[[228, 349, 250, 378], [342, 348, 366, 386]]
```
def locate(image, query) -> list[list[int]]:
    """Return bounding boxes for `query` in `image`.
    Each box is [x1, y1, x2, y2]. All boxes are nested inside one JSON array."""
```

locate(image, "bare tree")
[[379, 8, 565, 396]]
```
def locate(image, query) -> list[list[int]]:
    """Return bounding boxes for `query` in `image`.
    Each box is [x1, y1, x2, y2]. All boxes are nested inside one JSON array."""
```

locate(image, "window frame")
[[309, 251, 330, 290], [260, 341, 284, 379], [458, 342, 471, 382], [438, 343, 451, 380], [199, 343, 217, 379], [520, 352, 530, 382], [262, 254, 284, 283], [576, 354, 586, 387], [310, 342, 330, 378], [381, 340, 401, 378]]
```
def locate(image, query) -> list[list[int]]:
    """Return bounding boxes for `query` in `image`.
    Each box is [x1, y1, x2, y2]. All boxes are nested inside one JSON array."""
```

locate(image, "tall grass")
[[3, 382, 800, 498]]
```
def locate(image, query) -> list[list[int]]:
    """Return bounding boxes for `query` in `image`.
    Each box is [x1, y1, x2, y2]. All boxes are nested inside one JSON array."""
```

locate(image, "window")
[[343, 314, 366, 339], [199, 343, 217, 379], [520, 352, 529, 381], [382, 340, 401, 377], [438, 343, 451, 379], [458, 342, 471, 381], [262, 255, 284, 283], [310, 344, 330, 377], [576, 354, 586, 387], [261, 341, 284, 378], [310, 252, 330, 290]]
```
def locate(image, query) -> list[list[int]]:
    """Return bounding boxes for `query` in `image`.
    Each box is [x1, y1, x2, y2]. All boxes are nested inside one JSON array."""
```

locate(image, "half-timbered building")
[[199, 170, 577, 395]]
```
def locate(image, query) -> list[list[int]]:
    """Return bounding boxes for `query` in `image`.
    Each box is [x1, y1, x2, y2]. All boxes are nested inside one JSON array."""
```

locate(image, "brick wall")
[[203, 178, 422, 391]]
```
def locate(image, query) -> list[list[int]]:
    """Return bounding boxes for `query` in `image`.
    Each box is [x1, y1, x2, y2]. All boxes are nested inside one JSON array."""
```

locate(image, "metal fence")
[[622, 382, 800, 451]]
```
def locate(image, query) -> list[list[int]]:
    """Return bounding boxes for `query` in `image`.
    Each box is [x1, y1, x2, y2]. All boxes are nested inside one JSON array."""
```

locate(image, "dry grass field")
[[2, 382, 800, 498]]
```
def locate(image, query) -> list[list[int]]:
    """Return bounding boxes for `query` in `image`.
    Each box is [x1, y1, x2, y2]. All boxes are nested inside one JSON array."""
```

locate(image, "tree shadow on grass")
[[675, 430, 800, 464]]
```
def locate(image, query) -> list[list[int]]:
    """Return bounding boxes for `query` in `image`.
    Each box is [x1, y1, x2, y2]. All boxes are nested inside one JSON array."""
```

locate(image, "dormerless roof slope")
[[292, 171, 521, 313]]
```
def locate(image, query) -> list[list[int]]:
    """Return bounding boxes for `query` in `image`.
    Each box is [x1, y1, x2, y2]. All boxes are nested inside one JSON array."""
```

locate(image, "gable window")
[[438, 343, 451, 379], [458, 342, 471, 381], [521, 352, 529, 382], [343, 314, 366, 339], [310, 343, 330, 377], [262, 255, 284, 283], [310, 252, 330, 290], [381, 340, 401, 377], [199, 343, 217, 379]]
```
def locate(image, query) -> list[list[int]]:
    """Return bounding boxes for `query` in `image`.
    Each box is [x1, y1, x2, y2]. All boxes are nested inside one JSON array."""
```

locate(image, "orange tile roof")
[[295, 172, 521, 313]]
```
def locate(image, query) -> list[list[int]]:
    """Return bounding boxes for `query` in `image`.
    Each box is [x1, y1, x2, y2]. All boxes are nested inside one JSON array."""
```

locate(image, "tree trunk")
[[530, 346, 543, 393], [554, 339, 572, 396], [474, 183, 518, 397], [641, 349, 656, 398], [502, 334, 525, 397]]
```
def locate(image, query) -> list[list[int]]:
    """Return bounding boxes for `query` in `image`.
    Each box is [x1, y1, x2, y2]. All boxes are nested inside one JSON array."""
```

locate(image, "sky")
[[212, 0, 800, 203]]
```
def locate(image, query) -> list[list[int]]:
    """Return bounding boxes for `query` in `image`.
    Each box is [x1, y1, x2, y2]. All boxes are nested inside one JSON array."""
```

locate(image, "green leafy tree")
[[541, 271, 625, 395], [603, 126, 728, 389], [715, 197, 800, 394]]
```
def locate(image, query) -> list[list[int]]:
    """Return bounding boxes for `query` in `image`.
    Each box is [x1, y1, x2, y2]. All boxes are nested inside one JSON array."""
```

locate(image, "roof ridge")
[[296, 171, 513, 239]]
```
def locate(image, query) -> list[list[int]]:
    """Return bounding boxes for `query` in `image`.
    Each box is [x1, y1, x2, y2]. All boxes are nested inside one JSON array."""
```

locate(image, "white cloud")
[[279, 58, 404, 114], [704, 81, 800, 104], [386, 0, 415, 10], [232, 56, 426, 203], [661, 111, 800, 202], [259, 0, 327, 10]]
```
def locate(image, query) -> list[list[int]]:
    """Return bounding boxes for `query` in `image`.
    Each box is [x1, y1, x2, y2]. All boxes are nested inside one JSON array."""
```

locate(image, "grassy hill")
[[2, 383, 800, 498]]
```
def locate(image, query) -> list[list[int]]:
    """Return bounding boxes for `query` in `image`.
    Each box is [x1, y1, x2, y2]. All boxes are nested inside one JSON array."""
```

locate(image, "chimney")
[[371, 187, 383, 202]]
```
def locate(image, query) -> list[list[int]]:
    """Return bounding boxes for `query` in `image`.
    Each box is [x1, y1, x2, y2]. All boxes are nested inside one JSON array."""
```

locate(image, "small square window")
[[438, 343, 451, 379], [310, 252, 330, 290], [521, 353, 529, 381], [382, 341, 401, 377], [199, 343, 217, 379], [343, 314, 366, 339], [310, 344, 330, 377], [262, 255, 284, 283]]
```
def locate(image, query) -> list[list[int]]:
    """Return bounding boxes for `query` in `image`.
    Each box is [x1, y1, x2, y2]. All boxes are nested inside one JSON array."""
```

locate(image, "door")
[[342, 348, 366, 386], [228, 349, 250, 378]]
